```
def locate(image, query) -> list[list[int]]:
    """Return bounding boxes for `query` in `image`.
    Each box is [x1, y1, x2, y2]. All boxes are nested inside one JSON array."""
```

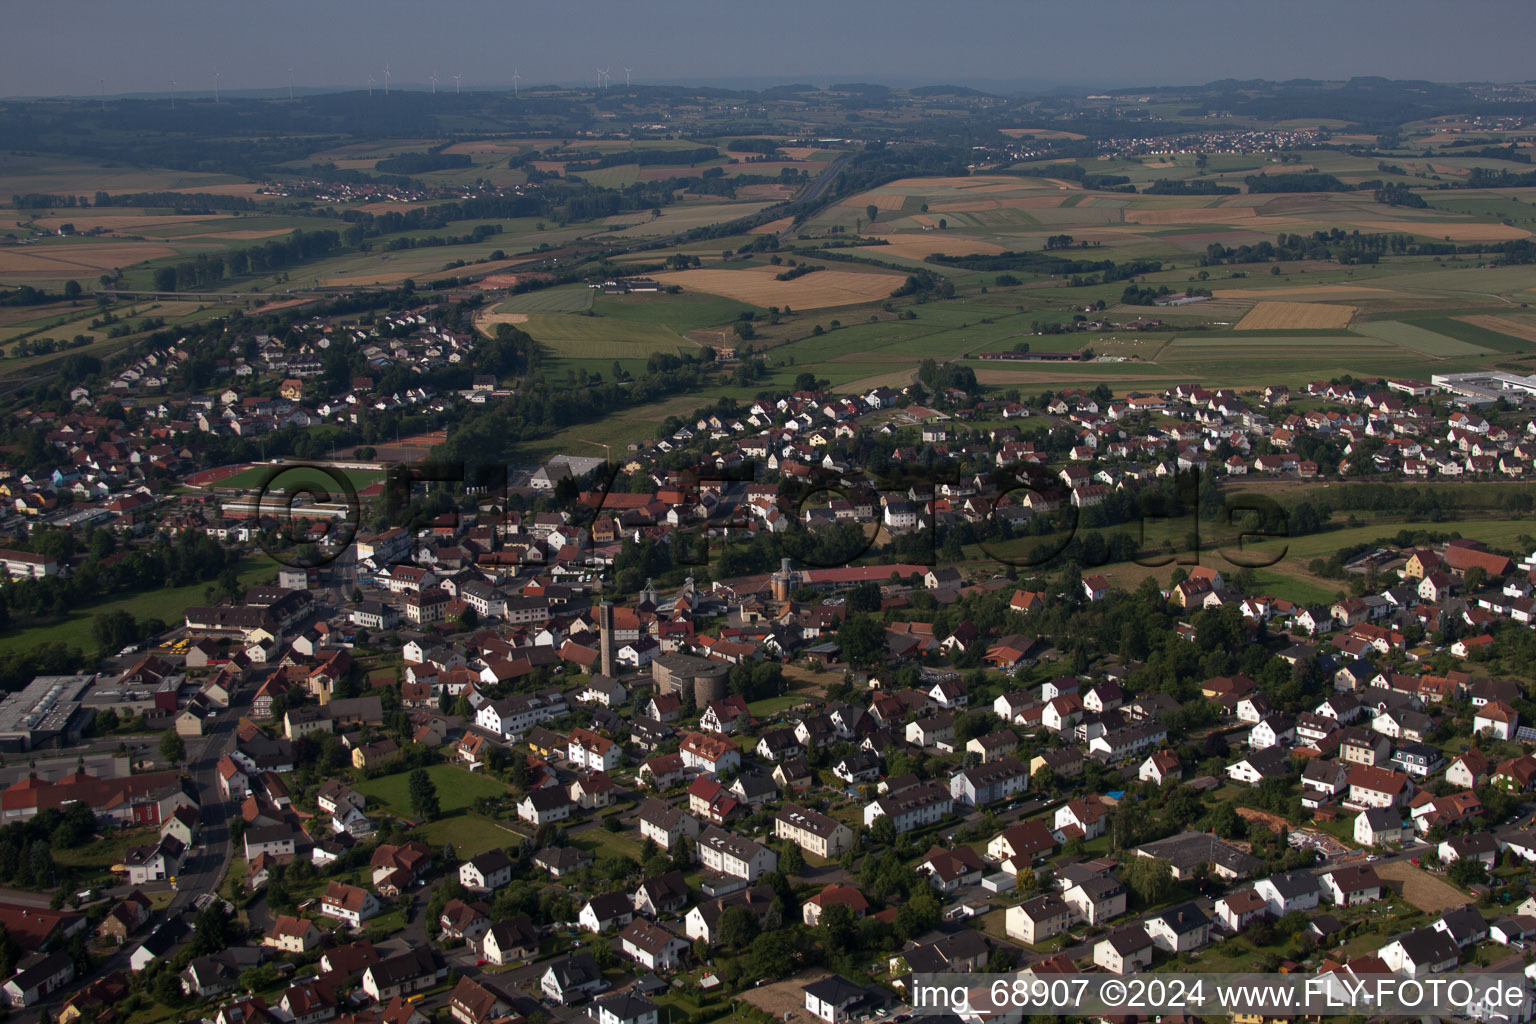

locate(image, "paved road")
[[166, 689, 250, 916]]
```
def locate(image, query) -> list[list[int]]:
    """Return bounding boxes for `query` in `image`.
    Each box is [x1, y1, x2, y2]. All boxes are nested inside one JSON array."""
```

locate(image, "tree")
[[159, 732, 186, 764], [836, 614, 886, 668], [779, 842, 804, 874], [409, 767, 441, 821], [1123, 855, 1174, 905], [719, 905, 760, 949], [866, 205, 880, 225]]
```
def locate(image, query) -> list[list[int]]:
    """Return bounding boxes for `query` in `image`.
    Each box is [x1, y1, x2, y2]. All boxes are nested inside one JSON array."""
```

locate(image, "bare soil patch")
[[741, 972, 836, 1024], [1373, 859, 1472, 914], [473, 309, 529, 336]]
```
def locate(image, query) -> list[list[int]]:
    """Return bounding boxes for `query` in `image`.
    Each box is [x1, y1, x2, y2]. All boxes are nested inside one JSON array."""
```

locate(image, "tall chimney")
[[598, 601, 615, 678]]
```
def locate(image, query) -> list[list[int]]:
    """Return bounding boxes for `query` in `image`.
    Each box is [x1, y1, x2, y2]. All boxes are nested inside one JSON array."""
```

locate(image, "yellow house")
[[352, 738, 401, 770], [1403, 550, 1437, 579]]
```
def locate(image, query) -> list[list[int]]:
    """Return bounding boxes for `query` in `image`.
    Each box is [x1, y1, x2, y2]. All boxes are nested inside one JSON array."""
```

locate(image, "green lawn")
[[571, 825, 645, 862], [0, 555, 277, 658], [355, 764, 511, 817], [413, 813, 525, 859], [746, 694, 810, 717]]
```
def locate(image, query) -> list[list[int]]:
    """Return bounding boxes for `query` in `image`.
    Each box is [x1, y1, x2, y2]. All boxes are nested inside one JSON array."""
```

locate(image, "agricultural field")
[[1234, 300, 1356, 330], [492, 285, 594, 314], [516, 313, 692, 359], [655, 265, 904, 309]]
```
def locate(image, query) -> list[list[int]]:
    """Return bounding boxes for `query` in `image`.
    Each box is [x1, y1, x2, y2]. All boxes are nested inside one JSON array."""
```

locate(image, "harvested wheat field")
[[354, 201, 430, 215], [653, 266, 901, 309], [0, 242, 181, 276], [975, 368, 1185, 385], [737, 184, 795, 201], [1351, 220, 1532, 241], [1373, 860, 1472, 914], [749, 216, 794, 235], [170, 183, 273, 199], [1124, 207, 1257, 225], [250, 298, 315, 314], [192, 228, 296, 240], [858, 235, 1008, 258], [847, 193, 907, 211], [1000, 128, 1087, 140], [1236, 301, 1356, 330], [31, 212, 226, 233], [931, 196, 1066, 212], [1215, 285, 1392, 299], [441, 140, 528, 155], [1458, 315, 1536, 344]]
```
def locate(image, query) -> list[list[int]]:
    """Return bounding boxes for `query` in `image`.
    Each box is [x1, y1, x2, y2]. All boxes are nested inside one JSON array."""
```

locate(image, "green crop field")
[[495, 285, 595, 314], [1351, 320, 1490, 356], [354, 764, 511, 818], [593, 291, 762, 331], [1406, 316, 1536, 354], [518, 313, 691, 359]]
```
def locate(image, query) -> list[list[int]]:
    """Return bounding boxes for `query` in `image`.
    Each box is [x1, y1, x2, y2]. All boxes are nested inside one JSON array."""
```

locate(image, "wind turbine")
[[430, 71, 438, 95], [214, 70, 221, 103], [624, 67, 632, 87], [383, 62, 390, 96], [453, 73, 462, 95], [368, 75, 375, 97], [170, 79, 176, 110], [512, 69, 520, 96]]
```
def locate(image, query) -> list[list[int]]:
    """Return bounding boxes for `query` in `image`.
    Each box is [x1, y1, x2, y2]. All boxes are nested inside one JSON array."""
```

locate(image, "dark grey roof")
[[1151, 902, 1210, 935]]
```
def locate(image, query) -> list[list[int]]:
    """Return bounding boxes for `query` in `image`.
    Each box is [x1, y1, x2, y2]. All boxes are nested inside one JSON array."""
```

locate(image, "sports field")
[[213, 464, 386, 494]]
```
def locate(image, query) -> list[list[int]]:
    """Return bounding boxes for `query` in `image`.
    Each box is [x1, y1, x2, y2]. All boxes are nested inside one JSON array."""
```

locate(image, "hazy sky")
[[4, 0, 1535, 98]]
